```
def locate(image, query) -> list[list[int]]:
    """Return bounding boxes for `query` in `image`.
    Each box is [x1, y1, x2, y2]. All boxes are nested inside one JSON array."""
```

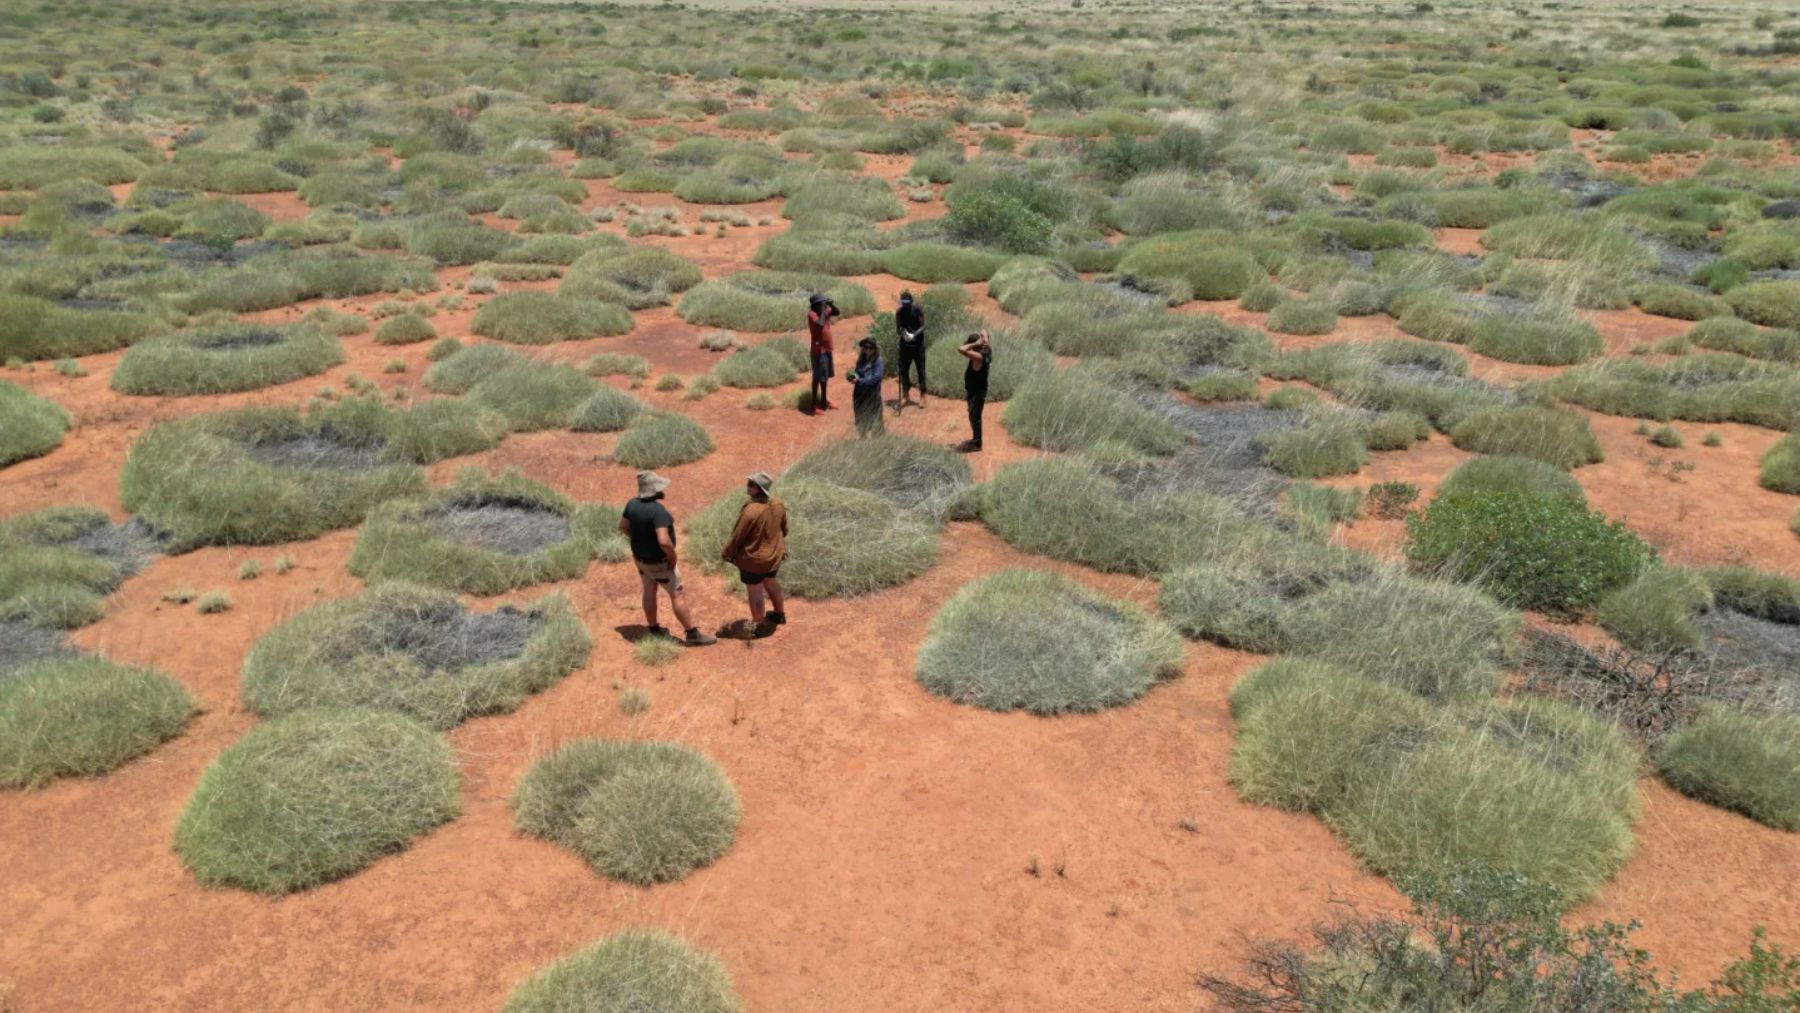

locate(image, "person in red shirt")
[[807, 293, 840, 415]]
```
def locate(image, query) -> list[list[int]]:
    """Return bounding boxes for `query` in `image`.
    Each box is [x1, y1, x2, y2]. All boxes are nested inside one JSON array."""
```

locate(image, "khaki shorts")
[[635, 559, 683, 591]]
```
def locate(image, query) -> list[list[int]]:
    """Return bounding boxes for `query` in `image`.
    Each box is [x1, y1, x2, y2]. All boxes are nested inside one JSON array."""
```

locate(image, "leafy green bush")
[[119, 402, 428, 551], [0, 380, 69, 466], [1407, 491, 1656, 617], [916, 569, 1182, 715], [678, 271, 874, 332], [243, 581, 591, 729], [1439, 455, 1587, 503], [471, 292, 634, 344], [942, 186, 1054, 254], [1002, 366, 1186, 456], [512, 740, 740, 885], [685, 478, 939, 597], [1657, 707, 1800, 831], [174, 709, 459, 893], [1449, 406, 1604, 469], [110, 323, 344, 396], [1759, 432, 1800, 494], [504, 930, 739, 1013], [1596, 565, 1711, 654], [0, 657, 195, 789], [349, 473, 624, 595], [612, 412, 714, 468]]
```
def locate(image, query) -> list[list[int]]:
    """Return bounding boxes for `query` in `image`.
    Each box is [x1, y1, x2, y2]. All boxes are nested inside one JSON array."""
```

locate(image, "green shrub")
[[119, 403, 427, 551], [110, 323, 343, 397], [612, 412, 714, 468], [1469, 316, 1604, 366], [504, 931, 738, 1013], [1726, 281, 1800, 330], [469, 361, 601, 432], [882, 243, 1007, 283], [1657, 707, 1800, 831], [408, 219, 518, 265], [1002, 366, 1186, 456], [561, 247, 703, 309], [1449, 406, 1603, 469], [0, 295, 165, 361], [1262, 421, 1369, 478], [174, 709, 459, 893], [1702, 567, 1800, 624], [373, 314, 437, 346], [1439, 455, 1586, 502], [471, 292, 634, 344], [349, 473, 623, 595], [711, 338, 807, 388], [1756, 432, 1800, 494], [678, 271, 875, 332], [569, 385, 645, 432], [1407, 491, 1656, 617], [685, 478, 938, 597], [916, 570, 1182, 715], [511, 740, 740, 885], [942, 187, 1053, 254], [1596, 565, 1711, 654], [1115, 234, 1263, 302], [0, 657, 195, 789], [243, 582, 591, 729], [1687, 318, 1799, 363], [0, 380, 70, 466], [1266, 298, 1339, 336]]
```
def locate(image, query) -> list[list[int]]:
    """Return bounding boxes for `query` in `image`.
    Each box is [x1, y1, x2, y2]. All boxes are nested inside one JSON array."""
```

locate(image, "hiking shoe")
[[682, 628, 717, 646], [767, 610, 787, 626]]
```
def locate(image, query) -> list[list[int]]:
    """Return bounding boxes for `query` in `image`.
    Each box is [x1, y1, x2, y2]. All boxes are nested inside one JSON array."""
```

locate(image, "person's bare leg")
[[747, 583, 767, 622], [667, 586, 697, 631], [640, 574, 659, 629], [765, 578, 786, 616]]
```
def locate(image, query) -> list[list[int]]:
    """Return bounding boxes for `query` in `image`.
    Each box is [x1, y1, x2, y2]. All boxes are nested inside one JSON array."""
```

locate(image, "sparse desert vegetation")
[[3, 0, 1800, 1007]]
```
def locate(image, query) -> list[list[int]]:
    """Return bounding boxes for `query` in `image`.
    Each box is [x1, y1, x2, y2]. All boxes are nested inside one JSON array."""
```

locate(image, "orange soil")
[[3, 113, 1799, 1013]]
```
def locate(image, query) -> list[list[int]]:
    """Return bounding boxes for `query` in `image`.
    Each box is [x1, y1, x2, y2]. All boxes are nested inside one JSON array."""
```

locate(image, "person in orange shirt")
[[720, 471, 788, 635]]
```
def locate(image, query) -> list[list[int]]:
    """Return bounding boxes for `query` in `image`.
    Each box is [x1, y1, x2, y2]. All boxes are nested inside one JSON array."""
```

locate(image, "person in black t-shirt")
[[955, 330, 992, 452], [894, 290, 926, 410], [618, 470, 715, 646]]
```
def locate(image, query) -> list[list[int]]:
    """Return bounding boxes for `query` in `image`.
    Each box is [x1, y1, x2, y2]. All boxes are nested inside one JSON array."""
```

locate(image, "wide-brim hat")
[[636, 470, 671, 497], [747, 471, 774, 495]]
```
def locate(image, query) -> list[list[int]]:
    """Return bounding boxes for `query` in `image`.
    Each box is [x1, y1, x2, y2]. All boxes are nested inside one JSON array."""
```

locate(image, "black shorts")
[[738, 567, 779, 586]]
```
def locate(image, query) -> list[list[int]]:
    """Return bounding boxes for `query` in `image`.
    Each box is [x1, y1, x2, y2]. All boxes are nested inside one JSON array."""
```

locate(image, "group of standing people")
[[619, 292, 993, 646], [808, 291, 991, 451]]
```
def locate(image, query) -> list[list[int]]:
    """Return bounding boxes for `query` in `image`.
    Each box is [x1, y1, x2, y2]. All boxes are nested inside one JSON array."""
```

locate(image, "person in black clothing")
[[847, 337, 886, 437], [894, 290, 926, 411], [617, 470, 716, 646], [956, 330, 992, 451]]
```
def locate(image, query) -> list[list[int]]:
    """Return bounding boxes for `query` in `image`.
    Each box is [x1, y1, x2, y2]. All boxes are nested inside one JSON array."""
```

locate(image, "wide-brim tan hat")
[[637, 470, 671, 497], [747, 471, 774, 495]]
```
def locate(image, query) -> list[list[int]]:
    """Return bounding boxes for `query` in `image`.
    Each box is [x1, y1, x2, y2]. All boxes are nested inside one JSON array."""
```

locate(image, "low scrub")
[[1002, 366, 1186, 456], [174, 709, 459, 893], [916, 570, 1183, 715], [568, 385, 646, 432], [1551, 356, 1800, 431], [110, 323, 343, 397], [1449, 405, 1604, 469], [782, 435, 972, 517], [504, 930, 739, 1013], [685, 478, 939, 597], [1596, 565, 1711, 654], [1438, 455, 1587, 503], [883, 243, 1007, 283], [1686, 318, 1799, 363], [0, 380, 70, 466], [373, 314, 436, 346], [0, 295, 165, 361], [1703, 566, 1800, 625], [560, 247, 703, 309], [1, 507, 151, 630], [0, 657, 195, 789], [1758, 432, 1800, 494], [242, 581, 591, 729], [612, 412, 714, 469], [1115, 233, 1263, 302], [711, 337, 808, 388], [1726, 280, 1800, 330], [469, 360, 602, 432], [119, 401, 428, 551], [512, 740, 740, 885], [1656, 706, 1800, 831], [349, 472, 624, 595], [678, 271, 874, 332], [1469, 315, 1604, 366], [1407, 490, 1655, 617], [471, 292, 634, 344], [1261, 421, 1369, 478]]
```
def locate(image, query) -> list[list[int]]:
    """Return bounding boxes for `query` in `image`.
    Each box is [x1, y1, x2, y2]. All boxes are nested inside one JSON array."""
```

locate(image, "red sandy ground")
[[1, 119, 1797, 1012]]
